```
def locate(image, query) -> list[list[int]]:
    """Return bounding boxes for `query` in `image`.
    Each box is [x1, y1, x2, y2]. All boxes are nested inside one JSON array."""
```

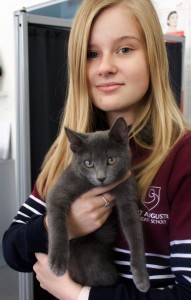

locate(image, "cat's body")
[[46, 117, 150, 292]]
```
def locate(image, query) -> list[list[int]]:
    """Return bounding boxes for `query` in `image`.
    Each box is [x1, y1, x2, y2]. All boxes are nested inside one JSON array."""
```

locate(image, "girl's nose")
[[98, 54, 117, 76]]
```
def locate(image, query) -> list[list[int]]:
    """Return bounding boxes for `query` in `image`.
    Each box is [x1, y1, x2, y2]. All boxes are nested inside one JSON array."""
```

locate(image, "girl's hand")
[[67, 171, 131, 239], [33, 253, 82, 300], [44, 171, 131, 239]]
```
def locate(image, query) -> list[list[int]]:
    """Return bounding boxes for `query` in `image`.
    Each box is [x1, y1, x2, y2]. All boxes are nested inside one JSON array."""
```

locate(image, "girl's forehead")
[[89, 4, 142, 44]]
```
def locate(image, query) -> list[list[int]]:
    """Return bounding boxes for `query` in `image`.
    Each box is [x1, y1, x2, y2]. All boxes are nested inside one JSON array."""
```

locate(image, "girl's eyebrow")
[[88, 35, 141, 48], [117, 35, 142, 42]]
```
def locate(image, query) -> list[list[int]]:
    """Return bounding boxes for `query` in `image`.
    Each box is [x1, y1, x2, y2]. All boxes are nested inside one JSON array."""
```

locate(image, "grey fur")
[[46, 117, 150, 292]]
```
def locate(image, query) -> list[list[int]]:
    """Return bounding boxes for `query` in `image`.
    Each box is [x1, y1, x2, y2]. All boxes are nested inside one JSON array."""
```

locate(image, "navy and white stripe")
[[114, 241, 191, 288], [13, 194, 46, 224], [170, 240, 191, 284]]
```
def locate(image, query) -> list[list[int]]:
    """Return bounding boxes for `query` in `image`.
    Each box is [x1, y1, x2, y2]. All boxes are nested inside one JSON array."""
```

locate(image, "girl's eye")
[[84, 160, 94, 168], [107, 157, 117, 165], [119, 47, 131, 54], [87, 51, 98, 59]]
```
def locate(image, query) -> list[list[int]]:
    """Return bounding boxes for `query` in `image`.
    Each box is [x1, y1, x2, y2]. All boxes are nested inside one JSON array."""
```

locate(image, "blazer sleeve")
[[2, 185, 48, 272]]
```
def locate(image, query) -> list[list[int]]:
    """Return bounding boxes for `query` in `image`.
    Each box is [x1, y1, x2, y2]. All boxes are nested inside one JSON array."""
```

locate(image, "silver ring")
[[101, 194, 110, 207]]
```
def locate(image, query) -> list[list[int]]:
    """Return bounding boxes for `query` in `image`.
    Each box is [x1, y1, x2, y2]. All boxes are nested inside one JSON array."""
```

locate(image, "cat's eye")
[[84, 160, 94, 168], [107, 157, 117, 165]]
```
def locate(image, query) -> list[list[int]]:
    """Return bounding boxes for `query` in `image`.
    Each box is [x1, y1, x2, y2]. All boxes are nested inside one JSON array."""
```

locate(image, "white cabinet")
[[0, 159, 17, 245], [0, 159, 19, 300]]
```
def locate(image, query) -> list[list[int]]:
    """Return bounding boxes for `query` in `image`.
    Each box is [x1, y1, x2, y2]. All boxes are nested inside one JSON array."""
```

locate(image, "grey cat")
[[46, 117, 150, 292]]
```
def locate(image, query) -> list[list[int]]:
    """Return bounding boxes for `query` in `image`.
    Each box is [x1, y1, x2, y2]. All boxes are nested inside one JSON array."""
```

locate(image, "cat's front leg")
[[118, 200, 150, 292], [129, 224, 150, 292], [115, 178, 150, 292], [47, 198, 70, 276]]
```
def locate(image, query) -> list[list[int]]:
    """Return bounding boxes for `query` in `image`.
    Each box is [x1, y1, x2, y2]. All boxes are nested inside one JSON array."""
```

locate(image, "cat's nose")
[[97, 176, 106, 183]]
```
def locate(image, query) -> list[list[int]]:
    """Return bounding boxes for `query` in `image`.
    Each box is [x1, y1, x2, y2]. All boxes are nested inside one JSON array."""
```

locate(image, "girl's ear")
[[65, 127, 85, 153], [109, 117, 129, 145]]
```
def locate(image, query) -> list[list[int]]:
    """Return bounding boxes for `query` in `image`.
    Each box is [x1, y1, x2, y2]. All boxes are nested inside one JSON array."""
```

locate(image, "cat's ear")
[[109, 117, 128, 145], [65, 127, 85, 153]]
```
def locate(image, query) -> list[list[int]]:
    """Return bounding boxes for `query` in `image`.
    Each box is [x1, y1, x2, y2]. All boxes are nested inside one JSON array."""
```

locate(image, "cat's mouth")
[[89, 178, 112, 187]]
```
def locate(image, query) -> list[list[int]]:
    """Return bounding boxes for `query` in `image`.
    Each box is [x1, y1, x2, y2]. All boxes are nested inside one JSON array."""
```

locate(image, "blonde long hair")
[[37, 0, 187, 200]]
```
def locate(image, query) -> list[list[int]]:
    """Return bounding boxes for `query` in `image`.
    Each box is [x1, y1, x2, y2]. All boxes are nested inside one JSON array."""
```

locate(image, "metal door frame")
[[14, 11, 71, 300]]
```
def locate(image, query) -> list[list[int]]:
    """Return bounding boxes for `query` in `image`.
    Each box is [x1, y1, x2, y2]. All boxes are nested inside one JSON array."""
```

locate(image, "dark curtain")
[[165, 42, 182, 108], [28, 24, 70, 187], [28, 23, 70, 300]]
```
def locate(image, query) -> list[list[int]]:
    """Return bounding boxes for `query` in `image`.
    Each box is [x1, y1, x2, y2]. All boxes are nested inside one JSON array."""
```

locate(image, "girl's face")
[[86, 3, 150, 125]]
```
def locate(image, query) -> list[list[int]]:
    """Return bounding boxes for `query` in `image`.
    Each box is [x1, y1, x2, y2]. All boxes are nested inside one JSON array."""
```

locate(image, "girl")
[[3, 0, 191, 299]]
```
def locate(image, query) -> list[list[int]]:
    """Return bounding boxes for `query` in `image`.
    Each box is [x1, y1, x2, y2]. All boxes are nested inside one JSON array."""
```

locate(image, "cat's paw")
[[134, 275, 150, 293], [49, 254, 68, 276], [131, 267, 150, 293]]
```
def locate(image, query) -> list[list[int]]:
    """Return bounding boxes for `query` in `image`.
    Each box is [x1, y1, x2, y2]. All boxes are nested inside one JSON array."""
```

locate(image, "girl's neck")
[[106, 111, 134, 127]]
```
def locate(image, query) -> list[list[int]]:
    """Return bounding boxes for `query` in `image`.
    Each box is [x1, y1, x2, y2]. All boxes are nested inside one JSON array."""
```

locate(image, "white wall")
[[153, 0, 191, 125], [0, 0, 61, 158]]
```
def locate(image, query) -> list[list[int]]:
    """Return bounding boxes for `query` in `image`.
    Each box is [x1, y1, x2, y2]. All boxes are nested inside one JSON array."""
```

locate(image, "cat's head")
[[65, 117, 131, 186]]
